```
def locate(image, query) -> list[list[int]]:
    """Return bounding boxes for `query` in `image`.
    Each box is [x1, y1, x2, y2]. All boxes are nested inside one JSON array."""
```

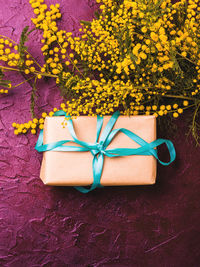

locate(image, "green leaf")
[[0, 80, 11, 87], [155, 0, 165, 8], [19, 26, 29, 53], [125, 28, 132, 48], [18, 26, 35, 67], [80, 20, 91, 26], [27, 27, 36, 36], [129, 51, 137, 67], [0, 70, 11, 88], [30, 77, 38, 118], [94, 11, 100, 19]]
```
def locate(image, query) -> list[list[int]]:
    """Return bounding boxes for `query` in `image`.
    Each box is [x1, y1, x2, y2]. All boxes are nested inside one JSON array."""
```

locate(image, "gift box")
[[38, 114, 158, 187]]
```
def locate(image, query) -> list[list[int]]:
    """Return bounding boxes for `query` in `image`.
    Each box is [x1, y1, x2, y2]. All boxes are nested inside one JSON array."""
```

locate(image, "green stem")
[[163, 94, 199, 102], [191, 103, 200, 145]]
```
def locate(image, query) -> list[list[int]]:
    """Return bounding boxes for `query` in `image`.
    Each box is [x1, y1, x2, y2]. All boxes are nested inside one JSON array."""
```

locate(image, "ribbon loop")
[[96, 141, 105, 154], [35, 111, 176, 193]]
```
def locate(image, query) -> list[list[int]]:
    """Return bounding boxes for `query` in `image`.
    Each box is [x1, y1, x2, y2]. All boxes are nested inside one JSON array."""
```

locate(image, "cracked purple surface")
[[0, 1, 200, 266]]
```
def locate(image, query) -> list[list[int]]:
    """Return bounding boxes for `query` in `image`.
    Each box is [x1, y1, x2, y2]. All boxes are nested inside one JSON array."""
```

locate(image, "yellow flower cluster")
[[4, 0, 200, 136], [59, 0, 197, 119], [29, 0, 81, 82], [0, 35, 50, 88], [12, 118, 42, 135], [0, 88, 9, 94], [0, 38, 20, 67], [12, 98, 189, 135], [12, 108, 59, 135], [30, 0, 63, 75], [0, 1, 77, 98]]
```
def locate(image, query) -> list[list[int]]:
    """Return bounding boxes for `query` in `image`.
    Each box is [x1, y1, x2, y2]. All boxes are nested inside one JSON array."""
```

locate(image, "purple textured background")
[[0, 1, 200, 266]]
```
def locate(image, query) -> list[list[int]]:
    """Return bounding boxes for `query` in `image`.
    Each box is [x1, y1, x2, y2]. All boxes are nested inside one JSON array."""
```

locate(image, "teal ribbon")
[[35, 111, 176, 193]]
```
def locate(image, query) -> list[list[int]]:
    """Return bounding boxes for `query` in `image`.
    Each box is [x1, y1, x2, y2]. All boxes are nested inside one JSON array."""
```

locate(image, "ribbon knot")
[[35, 111, 176, 193], [91, 141, 105, 156]]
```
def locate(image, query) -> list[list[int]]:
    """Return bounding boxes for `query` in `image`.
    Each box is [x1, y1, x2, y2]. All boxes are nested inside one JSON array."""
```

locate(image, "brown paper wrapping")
[[40, 115, 157, 186]]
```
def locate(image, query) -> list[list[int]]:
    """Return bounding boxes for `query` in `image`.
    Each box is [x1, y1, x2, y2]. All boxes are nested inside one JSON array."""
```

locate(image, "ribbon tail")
[[148, 138, 176, 166], [99, 111, 120, 143], [96, 115, 103, 142], [35, 129, 44, 150], [74, 153, 104, 193]]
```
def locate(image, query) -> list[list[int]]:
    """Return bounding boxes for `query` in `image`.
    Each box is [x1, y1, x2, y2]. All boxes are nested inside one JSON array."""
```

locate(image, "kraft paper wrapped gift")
[[39, 115, 157, 186]]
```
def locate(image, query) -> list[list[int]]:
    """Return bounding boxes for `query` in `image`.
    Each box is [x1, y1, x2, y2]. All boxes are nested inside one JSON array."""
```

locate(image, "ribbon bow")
[[35, 110, 176, 193]]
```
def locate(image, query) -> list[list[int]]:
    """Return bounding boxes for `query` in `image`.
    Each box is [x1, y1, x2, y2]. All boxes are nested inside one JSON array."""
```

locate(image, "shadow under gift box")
[[40, 115, 157, 186]]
